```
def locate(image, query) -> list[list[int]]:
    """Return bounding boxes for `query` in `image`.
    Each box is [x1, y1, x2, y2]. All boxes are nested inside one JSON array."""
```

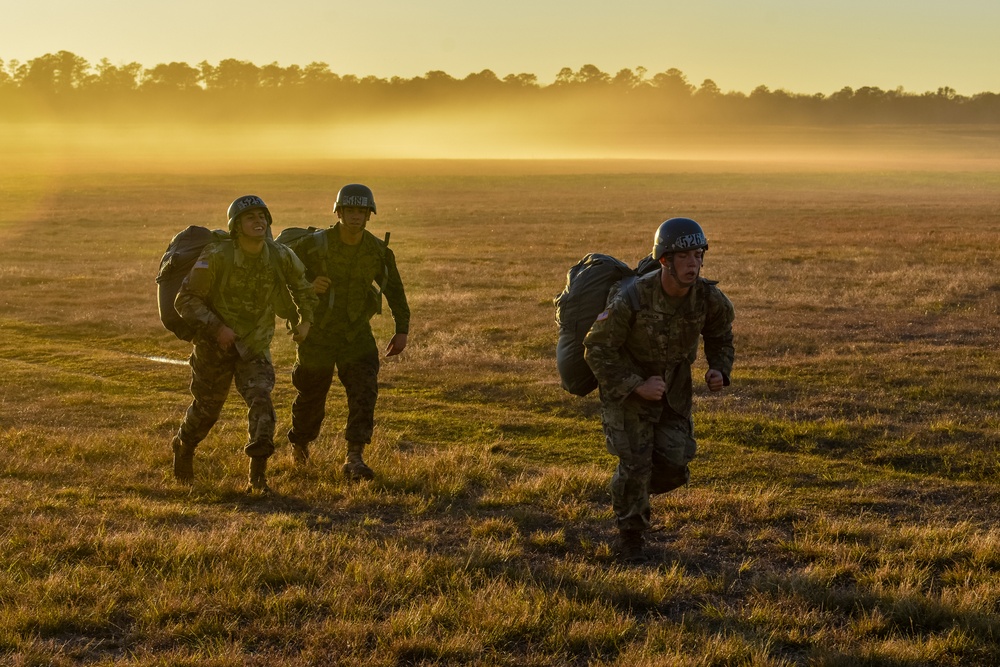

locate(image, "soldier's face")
[[662, 249, 704, 288], [238, 209, 269, 240], [337, 206, 370, 233]]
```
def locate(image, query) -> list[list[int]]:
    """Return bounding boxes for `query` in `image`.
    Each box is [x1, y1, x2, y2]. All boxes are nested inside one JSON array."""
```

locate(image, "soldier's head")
[[333, 184, 375, 234], [227, 195, 272, 239], [653, 217, 708, 289]]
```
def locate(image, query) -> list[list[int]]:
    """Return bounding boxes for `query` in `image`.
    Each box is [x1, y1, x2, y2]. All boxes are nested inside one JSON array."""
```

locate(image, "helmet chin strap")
[[666, 256, 700, 288]]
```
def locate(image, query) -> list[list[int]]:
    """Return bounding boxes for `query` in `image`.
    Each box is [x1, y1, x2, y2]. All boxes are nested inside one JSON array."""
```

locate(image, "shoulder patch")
[[595, 310, 610, 322], [193, 259, 209, 270]]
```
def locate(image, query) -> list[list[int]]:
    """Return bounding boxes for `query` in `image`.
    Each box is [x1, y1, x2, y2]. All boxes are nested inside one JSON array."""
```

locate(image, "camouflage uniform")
[[288, 223, 409, 447], [584, 269, 734, 533], [174, 240, 317, 457]]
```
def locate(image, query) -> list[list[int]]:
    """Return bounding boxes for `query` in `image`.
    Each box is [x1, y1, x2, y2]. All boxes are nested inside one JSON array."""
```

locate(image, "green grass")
[[2, 152, 1000, 665]]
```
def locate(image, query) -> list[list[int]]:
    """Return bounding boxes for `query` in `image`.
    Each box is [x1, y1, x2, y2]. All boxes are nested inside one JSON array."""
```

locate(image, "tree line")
[[2, 50, 998, 124]]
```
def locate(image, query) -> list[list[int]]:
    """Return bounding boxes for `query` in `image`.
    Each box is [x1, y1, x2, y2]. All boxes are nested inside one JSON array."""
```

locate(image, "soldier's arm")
[[583, 295, 645, 402], [283, 249, 318, 326], [175, 246, 225, 337], [381, 247, 410, 335], [702, 287, 735, 385]]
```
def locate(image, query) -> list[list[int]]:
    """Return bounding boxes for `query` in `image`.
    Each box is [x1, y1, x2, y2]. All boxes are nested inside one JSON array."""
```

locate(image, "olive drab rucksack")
[[554, 253, 659, 396], [156, 226, 298, 341]]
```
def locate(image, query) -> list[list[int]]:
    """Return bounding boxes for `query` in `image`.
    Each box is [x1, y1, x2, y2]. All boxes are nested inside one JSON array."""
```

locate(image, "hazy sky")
[[3, 0, 998, 95]]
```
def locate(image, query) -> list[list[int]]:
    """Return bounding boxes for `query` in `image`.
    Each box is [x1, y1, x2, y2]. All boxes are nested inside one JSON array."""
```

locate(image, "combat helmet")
[[227, 195, 272, 235], [653, 217, 708, 260], [334, 184, 376, 215]]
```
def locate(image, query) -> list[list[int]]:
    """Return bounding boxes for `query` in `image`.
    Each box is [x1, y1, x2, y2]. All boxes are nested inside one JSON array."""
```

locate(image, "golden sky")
[[3, 0, 998, 95]]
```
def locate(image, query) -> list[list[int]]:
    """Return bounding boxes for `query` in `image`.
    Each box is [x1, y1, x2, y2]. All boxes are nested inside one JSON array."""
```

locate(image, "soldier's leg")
[[234, 356, 277, 458], [605, 400, 654, 534], [234, 355, 277, 494], [650, 410, 696, 494], [337, 331, 380, 446], [174, 341, 237, 482], [288, 337, 336, 451], [337, 331, 380, 480]]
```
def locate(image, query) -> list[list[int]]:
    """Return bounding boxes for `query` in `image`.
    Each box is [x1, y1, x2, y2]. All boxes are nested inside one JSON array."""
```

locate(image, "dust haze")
[[3, 111, 999, 176]]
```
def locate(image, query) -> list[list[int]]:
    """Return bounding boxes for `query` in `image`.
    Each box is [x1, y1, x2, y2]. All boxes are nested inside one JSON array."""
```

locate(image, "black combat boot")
[[172, 436, 195, 485], [618, 528, 648, 564]]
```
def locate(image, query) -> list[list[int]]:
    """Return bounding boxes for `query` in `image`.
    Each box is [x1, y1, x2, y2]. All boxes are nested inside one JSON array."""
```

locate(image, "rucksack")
[[156, 226, 297, 341], [554, 253, 658, 396]]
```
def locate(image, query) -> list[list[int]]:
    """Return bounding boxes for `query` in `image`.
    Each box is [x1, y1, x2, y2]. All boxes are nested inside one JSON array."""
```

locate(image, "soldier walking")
[[171, 195, 318, 494], [286, 184, 410, 480], [584, 218, 735, 563]]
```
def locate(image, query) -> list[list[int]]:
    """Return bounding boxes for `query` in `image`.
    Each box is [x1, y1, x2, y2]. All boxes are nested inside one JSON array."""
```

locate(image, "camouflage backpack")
[[156, 226, 297, 341], [554, 253, 658, 396]]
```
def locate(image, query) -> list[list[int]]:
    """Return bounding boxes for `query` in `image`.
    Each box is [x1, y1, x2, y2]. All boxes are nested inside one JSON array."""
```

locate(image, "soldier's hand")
[[385, 333, 408, 357], [312, 276, 331, 295], [633, 376, 666, 401], [216, 325, 237, 351], [290, 321, 311, 343], [705, 369, 725, 392]]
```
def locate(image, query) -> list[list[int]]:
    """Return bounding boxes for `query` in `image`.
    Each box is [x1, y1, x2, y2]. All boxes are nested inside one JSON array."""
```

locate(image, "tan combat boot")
[[172, 436, 195, 485], [290, 441, 310, 467], [247, 456, 271, 495], [342, 441, 374, 481]]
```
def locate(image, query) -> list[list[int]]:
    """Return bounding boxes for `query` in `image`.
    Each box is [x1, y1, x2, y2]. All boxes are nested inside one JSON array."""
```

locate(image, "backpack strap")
[[619, 275, 642, 328]]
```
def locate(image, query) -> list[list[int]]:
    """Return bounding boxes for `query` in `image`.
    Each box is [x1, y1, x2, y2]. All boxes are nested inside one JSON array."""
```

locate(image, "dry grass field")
[[1, 125, 999, 665]]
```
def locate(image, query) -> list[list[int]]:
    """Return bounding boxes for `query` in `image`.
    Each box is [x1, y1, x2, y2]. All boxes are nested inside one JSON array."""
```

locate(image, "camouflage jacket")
[[295, 223, 410, 339], [584, 270, 735, 418], [175, 239, 318, 360]]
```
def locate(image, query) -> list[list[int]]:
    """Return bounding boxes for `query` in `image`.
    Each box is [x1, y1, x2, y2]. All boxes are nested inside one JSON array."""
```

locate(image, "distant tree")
[[554, 67, 574, 85], [651, 68, 693, 97], [574, 64, 610, 85], [16, 51, 91, 92], [502, 73, 539, 88], [91, 58, 143, 92], [463, 69, 502, 86], [695, 79, 721, 98], [142, 62, 201, 90], [612, 68, 644, 89], [301, 62, 339, 87], [202, 59, 260, 91], [260, 62, 302, 88]]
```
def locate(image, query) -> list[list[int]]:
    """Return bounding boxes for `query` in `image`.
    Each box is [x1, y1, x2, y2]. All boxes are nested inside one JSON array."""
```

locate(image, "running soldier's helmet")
[[653, 217, 709, 259], [227, 195, 272, 235], [334, 184, 376, 215]]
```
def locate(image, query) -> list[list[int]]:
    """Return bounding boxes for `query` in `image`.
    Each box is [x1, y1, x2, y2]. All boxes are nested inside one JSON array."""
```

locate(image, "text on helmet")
[[674, 233, 707, 249], [341, 195, 371, 207], [236, 196, 265, 210]]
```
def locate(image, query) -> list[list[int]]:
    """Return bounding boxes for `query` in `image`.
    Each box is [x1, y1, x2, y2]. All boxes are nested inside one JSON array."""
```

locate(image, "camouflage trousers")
[[602, 396, 696, 532], [177, 338, 277, 458], [289, 328, 380, 446]]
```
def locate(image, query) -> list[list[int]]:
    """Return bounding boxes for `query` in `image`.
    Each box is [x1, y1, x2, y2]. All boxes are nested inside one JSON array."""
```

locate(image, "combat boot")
[[342, 441, 375, 481], [290, 441, 310, 467], [246, 456, 271, 495], [172, 436, 195, 485], [617, 529, 648, 565]]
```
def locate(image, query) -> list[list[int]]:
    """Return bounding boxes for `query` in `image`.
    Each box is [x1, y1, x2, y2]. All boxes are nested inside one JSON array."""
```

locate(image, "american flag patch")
[[194, 260, 209, 269], [595, 310, 609, 322]]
